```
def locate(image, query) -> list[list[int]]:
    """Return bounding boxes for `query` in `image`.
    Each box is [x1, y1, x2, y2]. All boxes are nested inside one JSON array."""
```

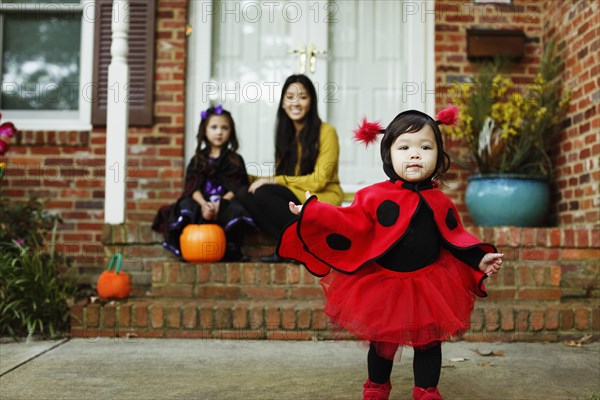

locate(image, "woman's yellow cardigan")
[[273, 122, 343, 206]]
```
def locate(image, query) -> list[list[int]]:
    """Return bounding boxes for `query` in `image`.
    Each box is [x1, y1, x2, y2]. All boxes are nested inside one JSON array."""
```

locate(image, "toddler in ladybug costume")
[[277, 107, 504, 400]]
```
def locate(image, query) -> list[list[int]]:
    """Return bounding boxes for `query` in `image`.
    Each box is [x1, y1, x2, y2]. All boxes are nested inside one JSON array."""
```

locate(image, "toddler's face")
[[205, 115, 231, 149], [390, 125, 438, 182], [282, 83, 311, 125]]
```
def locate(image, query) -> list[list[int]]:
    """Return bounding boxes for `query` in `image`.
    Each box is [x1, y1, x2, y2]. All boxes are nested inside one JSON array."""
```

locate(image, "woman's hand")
[[479, 253, 504, 276], [289, 191, 312, 215], [248, 177, 273, 193]]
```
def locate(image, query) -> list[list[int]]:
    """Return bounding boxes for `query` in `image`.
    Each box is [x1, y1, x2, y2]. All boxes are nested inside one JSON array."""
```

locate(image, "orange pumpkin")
[[180, 224, 226, 263], [97, 253, 131, 299]]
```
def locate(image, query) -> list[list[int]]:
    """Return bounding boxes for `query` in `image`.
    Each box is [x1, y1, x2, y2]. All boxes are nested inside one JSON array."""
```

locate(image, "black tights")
[[368, 342, 442, 388], [236, 184, 300, 240]]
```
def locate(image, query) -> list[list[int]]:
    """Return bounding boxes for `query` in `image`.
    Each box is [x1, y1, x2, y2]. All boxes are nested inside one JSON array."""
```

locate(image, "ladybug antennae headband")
[[353, 105, 459, 146]]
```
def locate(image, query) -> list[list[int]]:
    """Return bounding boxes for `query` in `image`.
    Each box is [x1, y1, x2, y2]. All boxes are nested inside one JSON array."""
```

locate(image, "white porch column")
[[104, 0, 130, 224]]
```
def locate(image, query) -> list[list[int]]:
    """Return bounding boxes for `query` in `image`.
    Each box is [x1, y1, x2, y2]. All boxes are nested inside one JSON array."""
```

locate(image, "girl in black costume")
[[153, 105, 255, 261]]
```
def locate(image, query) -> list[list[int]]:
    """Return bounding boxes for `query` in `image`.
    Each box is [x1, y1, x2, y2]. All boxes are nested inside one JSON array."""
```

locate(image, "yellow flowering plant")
[[445, 41, 571, 178]]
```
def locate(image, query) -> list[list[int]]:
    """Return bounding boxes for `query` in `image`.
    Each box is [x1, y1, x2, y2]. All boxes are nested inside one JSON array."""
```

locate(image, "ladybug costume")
[[277, 178, 496, 347]]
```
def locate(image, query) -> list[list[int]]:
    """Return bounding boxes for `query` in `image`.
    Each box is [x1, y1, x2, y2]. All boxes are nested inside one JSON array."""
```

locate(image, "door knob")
[[289, 46, 307, 74], [308, 44, 327, 73]]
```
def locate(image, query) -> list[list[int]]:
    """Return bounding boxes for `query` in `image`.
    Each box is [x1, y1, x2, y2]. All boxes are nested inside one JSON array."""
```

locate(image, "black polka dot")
[[326, 233, 352, 251], [446, 208, 458, 230], [376, 200, 400, 227]]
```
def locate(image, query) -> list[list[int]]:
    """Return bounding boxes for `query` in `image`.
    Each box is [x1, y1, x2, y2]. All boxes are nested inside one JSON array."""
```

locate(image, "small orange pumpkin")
[[180, 224, 226, 263], [97, 253, 131, 299]]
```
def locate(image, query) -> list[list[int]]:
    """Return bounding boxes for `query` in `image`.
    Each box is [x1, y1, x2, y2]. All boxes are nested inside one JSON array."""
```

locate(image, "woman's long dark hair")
[[380, 110, 451, 181], [275, 75, 321, 176], [195, 107, 240, 173]]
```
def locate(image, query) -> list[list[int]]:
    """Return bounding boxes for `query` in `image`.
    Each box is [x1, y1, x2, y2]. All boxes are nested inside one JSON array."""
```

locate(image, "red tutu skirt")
[[320, 248, 486, 348]]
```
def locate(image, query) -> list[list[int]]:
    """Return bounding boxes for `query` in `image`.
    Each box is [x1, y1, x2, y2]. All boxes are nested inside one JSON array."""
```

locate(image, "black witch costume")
[[152, 148, 255, 261]]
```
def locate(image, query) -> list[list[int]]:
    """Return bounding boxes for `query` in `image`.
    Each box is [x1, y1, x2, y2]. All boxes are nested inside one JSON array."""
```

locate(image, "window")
[[0, 0, 155, 130], [0, 0, 94, 130]]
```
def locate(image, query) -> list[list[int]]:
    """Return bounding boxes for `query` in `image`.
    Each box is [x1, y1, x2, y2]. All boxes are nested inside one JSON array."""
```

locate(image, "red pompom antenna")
[[353, 117, 384, 146], [435, 105, 460, 126]]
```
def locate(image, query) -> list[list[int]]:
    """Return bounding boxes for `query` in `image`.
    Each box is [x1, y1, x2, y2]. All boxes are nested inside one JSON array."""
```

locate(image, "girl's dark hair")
[[275, 74, 322, 176], [380, 110, 451, 181], [195, 107, 240, 173]]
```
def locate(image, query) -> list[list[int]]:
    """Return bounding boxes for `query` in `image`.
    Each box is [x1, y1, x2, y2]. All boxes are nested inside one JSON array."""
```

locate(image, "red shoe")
[[412, 386, 444, 400], [363, 379, 392, 400]]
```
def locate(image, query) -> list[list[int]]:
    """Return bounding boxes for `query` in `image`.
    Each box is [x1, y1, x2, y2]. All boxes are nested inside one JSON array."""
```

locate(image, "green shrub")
[[0, 196, 59, 249], [0, 196, 77, 340]]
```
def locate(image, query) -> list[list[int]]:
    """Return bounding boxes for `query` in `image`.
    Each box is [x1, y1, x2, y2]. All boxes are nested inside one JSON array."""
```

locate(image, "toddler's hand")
[[289, 202, 302, 215], [288, 192, 312, 216], [479, 253, 504, 276]]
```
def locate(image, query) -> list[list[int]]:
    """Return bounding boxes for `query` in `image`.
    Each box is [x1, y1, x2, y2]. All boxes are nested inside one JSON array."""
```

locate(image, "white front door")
[[186, 0, 435, 191]]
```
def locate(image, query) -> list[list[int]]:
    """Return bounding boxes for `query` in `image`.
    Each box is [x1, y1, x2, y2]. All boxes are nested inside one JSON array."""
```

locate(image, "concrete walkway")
[[1, 338, 599, 400]]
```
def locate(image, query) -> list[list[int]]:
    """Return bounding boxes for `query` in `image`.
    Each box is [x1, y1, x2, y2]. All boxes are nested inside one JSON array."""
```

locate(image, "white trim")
[[4, 118, 92, 131], [78, 0, 94, 130], [425, 0, 436, 116], [104, 0, 130, 224], [185, 0, 213, 167], [0, 3, 84, 12], [425, 0, 436, 117], [403, 0, 436, 115], [0, 0, 94, 131]]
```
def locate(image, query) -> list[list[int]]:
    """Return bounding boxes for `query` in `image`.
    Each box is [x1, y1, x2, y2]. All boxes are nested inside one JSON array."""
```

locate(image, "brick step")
[[101, 222, 278, 261], [70, 299, 599, 341], [70, 298, 334, 340], [102, 222, 277, 247], [105, 256, 593, 303], [141, 260, 567, 303], [99, 243, 279, 296], [148, 261, 324, 300], [146, 261, 561, 302]]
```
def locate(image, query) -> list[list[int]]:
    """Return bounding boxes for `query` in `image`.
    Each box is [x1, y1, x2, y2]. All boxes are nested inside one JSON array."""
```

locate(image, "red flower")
[[0, 122, 16, 139], [0, 113, 17, 156]]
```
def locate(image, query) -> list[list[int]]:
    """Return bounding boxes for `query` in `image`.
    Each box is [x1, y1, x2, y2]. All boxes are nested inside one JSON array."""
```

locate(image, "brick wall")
[[543, 0, 600, 227], [1, 0, 597, 281], [434, 0, 599, 228]]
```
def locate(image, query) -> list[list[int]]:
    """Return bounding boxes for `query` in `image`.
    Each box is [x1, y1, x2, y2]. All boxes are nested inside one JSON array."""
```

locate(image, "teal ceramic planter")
[[465, 174, 550, 227]]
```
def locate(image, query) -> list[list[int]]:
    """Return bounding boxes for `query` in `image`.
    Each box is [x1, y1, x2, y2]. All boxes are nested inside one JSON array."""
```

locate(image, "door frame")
[[185, 0, 213, 165], [185, 0, 436, 177]]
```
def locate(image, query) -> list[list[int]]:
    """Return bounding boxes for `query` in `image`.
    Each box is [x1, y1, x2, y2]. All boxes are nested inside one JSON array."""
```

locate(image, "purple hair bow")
[[201, 104, 223, 120]]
